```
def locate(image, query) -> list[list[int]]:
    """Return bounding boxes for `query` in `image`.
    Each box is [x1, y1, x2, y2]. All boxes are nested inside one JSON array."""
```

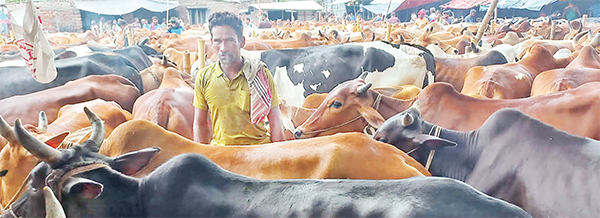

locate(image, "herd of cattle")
[[0, 16, 599, 217]]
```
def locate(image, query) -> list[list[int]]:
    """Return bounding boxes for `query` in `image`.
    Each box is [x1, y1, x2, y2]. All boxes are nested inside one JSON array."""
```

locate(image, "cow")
[[295, 79, 600, 140], [2, 111, 530, 217], [261, 41, 435, 106], [0, 74, 140, 126], [0, 52, 143, 100], [374, 108, 600, 217], [435, 50, 508, 91], [461, 45, 573, 99], [132, 68, 195, 139], [0, 100, 132, 209], [531, 45, 600, 96]]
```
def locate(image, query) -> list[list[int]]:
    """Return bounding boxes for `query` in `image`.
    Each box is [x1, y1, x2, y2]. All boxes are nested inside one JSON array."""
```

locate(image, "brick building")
[[4, 0, 278, 33]]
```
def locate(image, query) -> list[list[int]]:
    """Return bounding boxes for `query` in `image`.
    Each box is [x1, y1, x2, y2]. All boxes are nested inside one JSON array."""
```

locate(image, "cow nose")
[[293, 130, 303, 139]]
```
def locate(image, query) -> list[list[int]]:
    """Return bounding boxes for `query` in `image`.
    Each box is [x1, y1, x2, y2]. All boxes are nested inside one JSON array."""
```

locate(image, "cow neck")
[[418, 121, 480, 182]]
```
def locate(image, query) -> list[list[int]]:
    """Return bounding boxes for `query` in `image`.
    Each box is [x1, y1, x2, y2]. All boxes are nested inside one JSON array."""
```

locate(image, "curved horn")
[[410, 100, 422, 115], [401, 113, 414, 127], [14, 119, 63, 166], [356, 83, 372, 95], [38, 111, 48, 131], [399, 35, 405, 43], [460, 26, 468, 35], [0, 115, 18, 145], [162, 55, 168, 67], [573, 30, 589, 47], [44, 187, 66, 218], [359, 71, 368, 80], [84, 107, 104, 152], [591, 33, 600, 47]]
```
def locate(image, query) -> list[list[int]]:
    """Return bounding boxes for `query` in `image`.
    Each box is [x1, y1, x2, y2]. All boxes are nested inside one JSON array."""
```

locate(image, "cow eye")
[[329, 101, 342, 108], [0, 170, 6, 177]]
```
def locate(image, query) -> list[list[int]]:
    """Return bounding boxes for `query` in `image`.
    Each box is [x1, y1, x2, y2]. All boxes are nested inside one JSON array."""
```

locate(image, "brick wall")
[[7, 0, 83, 33]]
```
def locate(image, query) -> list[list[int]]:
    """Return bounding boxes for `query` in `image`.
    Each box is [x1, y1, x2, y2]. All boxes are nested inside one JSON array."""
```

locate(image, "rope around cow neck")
[[425, 125, 442, 171], [301, 93, 383, 135]]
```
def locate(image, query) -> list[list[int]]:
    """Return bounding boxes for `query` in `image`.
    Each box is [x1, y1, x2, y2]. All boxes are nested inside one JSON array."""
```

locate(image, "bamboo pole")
[[197, 38, 206, 69], [549, 20, 556, 39], [183, 50, 191, 74], [166, 0, 170, 25], [475, 0, 499, 44], [582, 14, 588, 27], [385, 23, 391, 42]]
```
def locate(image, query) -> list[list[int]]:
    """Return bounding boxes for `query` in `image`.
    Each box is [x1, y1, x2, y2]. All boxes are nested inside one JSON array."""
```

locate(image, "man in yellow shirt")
[[193, 12, 284, 145]]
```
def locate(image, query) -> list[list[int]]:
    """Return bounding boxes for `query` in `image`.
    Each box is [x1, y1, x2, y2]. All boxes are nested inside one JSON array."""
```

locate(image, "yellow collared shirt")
[[193, 59, 280, 145]]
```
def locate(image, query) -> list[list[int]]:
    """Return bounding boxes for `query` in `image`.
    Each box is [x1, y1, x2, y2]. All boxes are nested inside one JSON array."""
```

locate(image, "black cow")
[[374, 108, 600, 217], [0, 52, 143, 100], [260, 41, 435, 106], [2, 108, 530, 218]]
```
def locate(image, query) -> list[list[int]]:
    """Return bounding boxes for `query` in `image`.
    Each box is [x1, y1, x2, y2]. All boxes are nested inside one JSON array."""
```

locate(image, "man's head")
[[208, 12, 245, 65], [170, 17, 180, 27], [152, 16, 158, 24], [141, 18, 148, 24], [470, 9, 476, 16], [134, 17, 139, 23], [243, 17, 251, 24]]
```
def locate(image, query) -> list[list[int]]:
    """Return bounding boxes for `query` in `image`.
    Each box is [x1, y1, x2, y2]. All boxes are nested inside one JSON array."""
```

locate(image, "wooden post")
[[549, 20, 556, 39], [197, 38, 206, 69], [385, 23, 391, 42], [166, 0, 170, 25], [126, 28, 134, 47], [357, 17, 362, 32], [582, 14, 588, 27], [183, 50, 191, 74], [475, 0, 499, 44]]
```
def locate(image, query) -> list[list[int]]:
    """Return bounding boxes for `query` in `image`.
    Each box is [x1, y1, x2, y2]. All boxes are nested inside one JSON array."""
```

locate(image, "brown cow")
[[461, 45, 573, 99], [132, 68, 195, 139], [531, 45, 600, 96], [0, 75, 140, 125], [259, 33, 316, 49], [435, 50, 509, 91], [294, 79, 600, 140], [100, 119, 429, 179], [0, 100, 132, 209], [163, 48, 199, 73]]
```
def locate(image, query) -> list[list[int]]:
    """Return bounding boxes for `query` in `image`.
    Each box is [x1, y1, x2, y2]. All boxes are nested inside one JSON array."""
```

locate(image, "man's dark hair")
[[208, 12, 243, 39]]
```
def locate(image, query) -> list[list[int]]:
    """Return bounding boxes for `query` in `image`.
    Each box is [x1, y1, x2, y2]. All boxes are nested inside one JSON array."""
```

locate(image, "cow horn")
[[359, 71, 368, 80], [591, 33, 600, 47], [409, 100, 422, 115], [573, 30, 589, 47], [44, 187, 66, 218], [38, 111, 48, 131], [138, 37, 149, 46], [14, 119, 63, 166], [460, 26, 468, 35], [162, 56, 168, 67], [401, 113, 414, 127], [399, 35, 405, 43], [470, 42, 480, 53], [356, 83, 372, 95], [84, 107, 104, 152], [0, 115, 18, 145]]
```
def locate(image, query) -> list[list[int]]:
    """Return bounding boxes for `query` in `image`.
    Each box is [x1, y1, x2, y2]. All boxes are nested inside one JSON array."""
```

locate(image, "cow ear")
[[44, 132, 70, 149], [413, 134, 457, 149], [111, 147, 161, 176], [62, 177, 103, 199], [358, 106, 385, 129]]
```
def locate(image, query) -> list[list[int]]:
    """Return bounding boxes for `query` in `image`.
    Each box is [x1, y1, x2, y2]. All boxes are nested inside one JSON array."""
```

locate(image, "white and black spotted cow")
[[260, 41, 435, 106]]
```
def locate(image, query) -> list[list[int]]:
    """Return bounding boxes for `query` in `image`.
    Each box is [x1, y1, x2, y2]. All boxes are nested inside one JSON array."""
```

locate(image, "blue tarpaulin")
[[480, 0, 558, 11]]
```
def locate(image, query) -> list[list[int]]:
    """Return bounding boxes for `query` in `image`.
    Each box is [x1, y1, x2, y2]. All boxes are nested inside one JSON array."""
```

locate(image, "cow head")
[[1, 107, 160, 218], [293, 79, 386, 139], [0, 113, 68, 209], [373, 105, 456, 153]]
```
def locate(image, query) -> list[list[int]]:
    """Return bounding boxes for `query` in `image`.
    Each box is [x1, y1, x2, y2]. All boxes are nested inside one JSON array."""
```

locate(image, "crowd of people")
[[89, 15, 186, 35]]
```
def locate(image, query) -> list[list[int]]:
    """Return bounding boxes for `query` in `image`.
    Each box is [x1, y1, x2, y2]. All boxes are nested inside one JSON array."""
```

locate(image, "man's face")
[[152, 18, 158, 24], [211, 25, 245, 65]]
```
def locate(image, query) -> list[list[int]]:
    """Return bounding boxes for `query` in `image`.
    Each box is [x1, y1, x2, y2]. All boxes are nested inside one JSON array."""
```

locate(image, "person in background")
[[193, 12, 284, 145], [112, 19, 122, 32], [102, 19, 112, 33], [160, 18, 167, 29], [258, 13, 271, 28], [90, 20, 99, 35], [98, 17, 105, 32], [372, 13, 382, 22], [243, 17, 256, 29], [563, 1, 580, 21], [442, 10, 454, 24], [388, 13, 399, 24], [131, 17, 141, 29], [415, 9, 429, 27], [149, 16, 160, 30], [166, 17, 185, 34], [347, 13, 356, 21], [409, 13, 417, 24], [465, 9, 477, 23], [141, 18, 150, 29], [428, 7, 436, 21]]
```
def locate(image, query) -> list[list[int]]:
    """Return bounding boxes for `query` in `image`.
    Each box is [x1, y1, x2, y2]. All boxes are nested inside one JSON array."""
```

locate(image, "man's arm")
[[267, 106, 285, 142], [193, 108, 212, 144]]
